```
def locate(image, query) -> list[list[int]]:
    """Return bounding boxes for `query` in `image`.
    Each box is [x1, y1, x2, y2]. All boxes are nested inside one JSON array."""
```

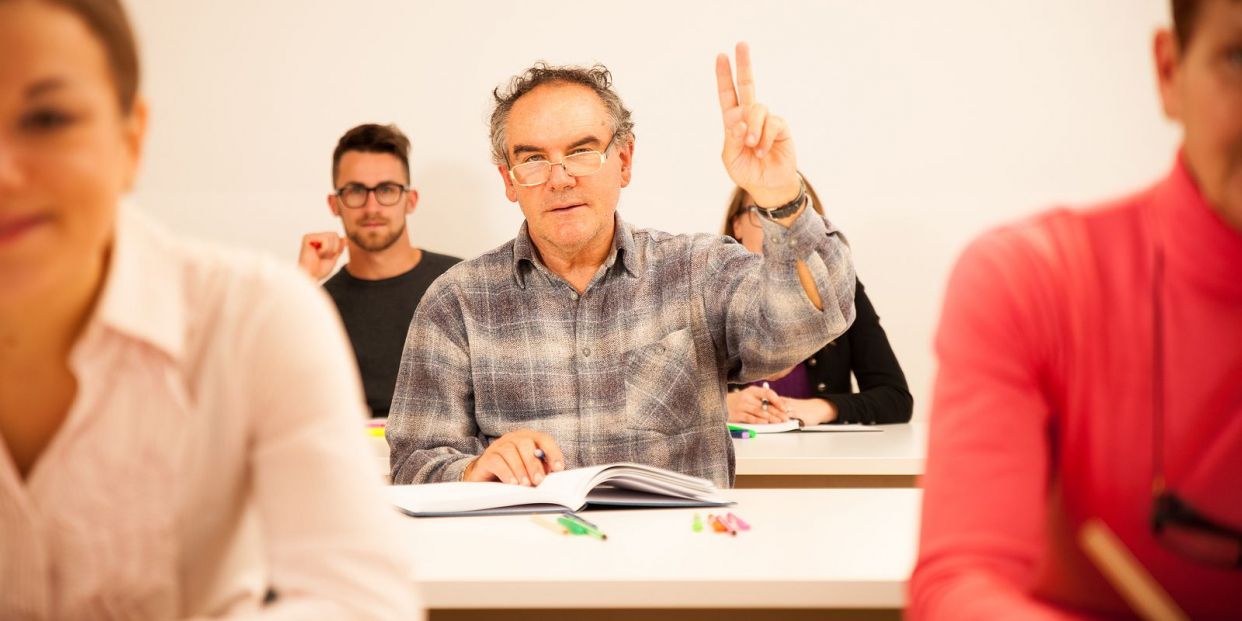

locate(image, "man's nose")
[[545, 161, 577, 191], [362, 189, 386, 212]]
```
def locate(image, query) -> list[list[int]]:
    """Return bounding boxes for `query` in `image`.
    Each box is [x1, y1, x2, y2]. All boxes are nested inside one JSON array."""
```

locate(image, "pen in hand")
[[534, 448, 555, 480]]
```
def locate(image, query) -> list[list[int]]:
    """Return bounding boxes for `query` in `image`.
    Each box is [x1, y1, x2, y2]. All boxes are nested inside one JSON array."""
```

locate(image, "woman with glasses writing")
[[720, 179, 913, 426], [910, 0, 1242, 618], [0, 0, 417, 617]]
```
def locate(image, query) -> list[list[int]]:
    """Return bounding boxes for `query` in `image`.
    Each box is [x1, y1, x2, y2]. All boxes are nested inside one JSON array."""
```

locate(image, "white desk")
[[732, 423, 927, 488], [372, 423, 928, 489], [402, 488, 920, 619]]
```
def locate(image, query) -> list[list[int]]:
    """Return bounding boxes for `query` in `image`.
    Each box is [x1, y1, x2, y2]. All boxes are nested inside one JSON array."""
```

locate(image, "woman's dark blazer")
[[807, 278, 913, 424]]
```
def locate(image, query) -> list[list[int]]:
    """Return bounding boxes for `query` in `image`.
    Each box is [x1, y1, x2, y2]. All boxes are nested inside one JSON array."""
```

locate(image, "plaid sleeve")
[[704, 204, 856, 384], [386, 274, 481, 484]]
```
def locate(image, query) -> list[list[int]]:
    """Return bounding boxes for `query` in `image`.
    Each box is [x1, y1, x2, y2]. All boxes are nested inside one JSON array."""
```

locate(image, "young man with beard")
[[298, 124, 460, 417]]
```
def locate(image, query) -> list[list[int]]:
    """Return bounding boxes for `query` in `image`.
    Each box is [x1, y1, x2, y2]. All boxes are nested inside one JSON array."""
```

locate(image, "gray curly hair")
[[488, 62, 636, 165]]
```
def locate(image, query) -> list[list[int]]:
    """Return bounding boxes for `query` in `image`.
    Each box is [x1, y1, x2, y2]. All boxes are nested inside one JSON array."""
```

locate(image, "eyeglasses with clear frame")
[[506, 134, 618, 187], [334, 182, 409, 209]]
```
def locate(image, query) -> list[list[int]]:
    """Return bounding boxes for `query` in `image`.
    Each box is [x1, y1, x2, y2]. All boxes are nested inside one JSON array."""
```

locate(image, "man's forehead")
[[1194, 0, 1242, 38], [339, 150, 404, 171], [336, 150, 408, 183], [506, 83, 612, 149]]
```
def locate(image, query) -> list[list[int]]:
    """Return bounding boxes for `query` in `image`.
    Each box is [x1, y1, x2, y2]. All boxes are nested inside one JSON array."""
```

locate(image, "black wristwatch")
[[754, 177, 807, 221]]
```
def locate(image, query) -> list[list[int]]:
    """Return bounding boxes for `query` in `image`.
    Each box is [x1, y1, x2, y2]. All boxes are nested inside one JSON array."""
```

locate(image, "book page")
[[385, 463, 725, 516], [386, 481, 551, 515], [385, 465, 614, 515], [586, 485, 733, 508], [731, 420, 800, 433], [798, 424, 884, 432]]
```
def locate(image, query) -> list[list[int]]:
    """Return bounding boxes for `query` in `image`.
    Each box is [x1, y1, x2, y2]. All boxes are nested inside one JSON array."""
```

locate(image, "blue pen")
[[533, 448, 555, 481], [563, 510, 600, 530]]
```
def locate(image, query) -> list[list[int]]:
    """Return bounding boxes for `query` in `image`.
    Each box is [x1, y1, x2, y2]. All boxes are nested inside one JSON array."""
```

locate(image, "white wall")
[[126, 1, 1180, 419]]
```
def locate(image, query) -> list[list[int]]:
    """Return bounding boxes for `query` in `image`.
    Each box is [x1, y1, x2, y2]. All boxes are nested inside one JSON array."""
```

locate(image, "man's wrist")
[[750, 176, 804, 212], [461, 457, 478, 482], [753, 177, 807, 223]]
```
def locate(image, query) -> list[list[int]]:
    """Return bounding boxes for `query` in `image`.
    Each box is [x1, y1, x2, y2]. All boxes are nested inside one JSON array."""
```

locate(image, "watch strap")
[[755, 177, 807, 221]]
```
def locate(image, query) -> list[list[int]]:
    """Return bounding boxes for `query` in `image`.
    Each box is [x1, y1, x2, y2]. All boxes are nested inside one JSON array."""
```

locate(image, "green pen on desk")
[[557, 515, 607, 541], [565, 513, 608, 540], [556, 515, 588, 535]]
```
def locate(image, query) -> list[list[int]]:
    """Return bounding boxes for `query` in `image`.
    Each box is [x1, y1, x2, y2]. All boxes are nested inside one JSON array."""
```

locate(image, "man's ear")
[[498, 164, 519, 203], [326, 193, 341, 217], [617, 137, 634, 188], [405, 187, 420, 216], [1154, 29, 1182, 122]]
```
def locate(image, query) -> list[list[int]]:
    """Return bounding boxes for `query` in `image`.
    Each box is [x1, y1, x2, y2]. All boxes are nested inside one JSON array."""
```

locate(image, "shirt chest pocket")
[[623, 328, 700, 435]]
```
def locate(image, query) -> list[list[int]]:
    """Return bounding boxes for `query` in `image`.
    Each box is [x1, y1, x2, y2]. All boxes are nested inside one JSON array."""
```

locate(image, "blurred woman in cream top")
[[0, 0, 418, 618]]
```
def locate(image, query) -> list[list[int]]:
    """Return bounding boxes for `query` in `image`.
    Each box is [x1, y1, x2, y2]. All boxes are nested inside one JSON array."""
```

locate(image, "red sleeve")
[[908, 225, 1091, 620]]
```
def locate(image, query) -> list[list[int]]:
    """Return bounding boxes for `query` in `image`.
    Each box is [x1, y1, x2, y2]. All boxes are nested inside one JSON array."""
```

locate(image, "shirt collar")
[[1151, 151, 1242, 298], [611, 215, 641, 277], [89, 204, 187, 361], [510, 212, 640, 289]]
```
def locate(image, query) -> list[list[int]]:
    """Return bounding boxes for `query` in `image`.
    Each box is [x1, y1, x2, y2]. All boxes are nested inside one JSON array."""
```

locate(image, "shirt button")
[[808, 357, 818, 367], [816, 382, 827, 392], [570, 292, 580, 301], [789, 239, 797, 248], [582, 347, 591, 358]]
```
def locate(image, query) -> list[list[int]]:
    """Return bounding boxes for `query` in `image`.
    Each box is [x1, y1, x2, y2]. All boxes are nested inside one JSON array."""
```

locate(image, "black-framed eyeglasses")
[[1149, 247, 1242, 569], [334, 182, 409, 209], [505, 134, 618, 187]]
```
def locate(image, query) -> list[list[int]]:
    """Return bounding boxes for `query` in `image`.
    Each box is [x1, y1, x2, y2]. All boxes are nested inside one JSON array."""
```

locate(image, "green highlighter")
[[557, 515, 607, 541]]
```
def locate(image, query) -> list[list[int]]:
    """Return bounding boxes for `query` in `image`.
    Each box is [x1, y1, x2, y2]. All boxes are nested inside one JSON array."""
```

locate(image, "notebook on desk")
[[386, 462, 733, 517], [731, 421, 885, 434]]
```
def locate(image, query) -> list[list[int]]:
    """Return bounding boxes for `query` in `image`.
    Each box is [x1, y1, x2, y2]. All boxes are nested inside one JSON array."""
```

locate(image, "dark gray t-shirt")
[[323, 251, 461, 417]]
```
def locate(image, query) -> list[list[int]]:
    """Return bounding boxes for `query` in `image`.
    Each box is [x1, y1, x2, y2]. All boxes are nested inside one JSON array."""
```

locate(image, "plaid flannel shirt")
[[387, 206, 855, 487]]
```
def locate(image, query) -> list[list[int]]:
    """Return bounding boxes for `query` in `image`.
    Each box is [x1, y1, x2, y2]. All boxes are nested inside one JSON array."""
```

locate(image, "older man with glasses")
[[385, 44, 856, 487], [298, 123, 461, 418]]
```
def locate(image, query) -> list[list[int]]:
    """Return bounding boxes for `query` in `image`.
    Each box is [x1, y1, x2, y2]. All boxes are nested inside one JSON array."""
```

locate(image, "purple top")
[[751, 362, 813, 399]]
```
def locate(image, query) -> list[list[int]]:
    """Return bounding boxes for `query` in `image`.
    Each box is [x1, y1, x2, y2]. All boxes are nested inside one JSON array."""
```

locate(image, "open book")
[[386, 462, 733, 517], [731, 420, 885, 434]]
